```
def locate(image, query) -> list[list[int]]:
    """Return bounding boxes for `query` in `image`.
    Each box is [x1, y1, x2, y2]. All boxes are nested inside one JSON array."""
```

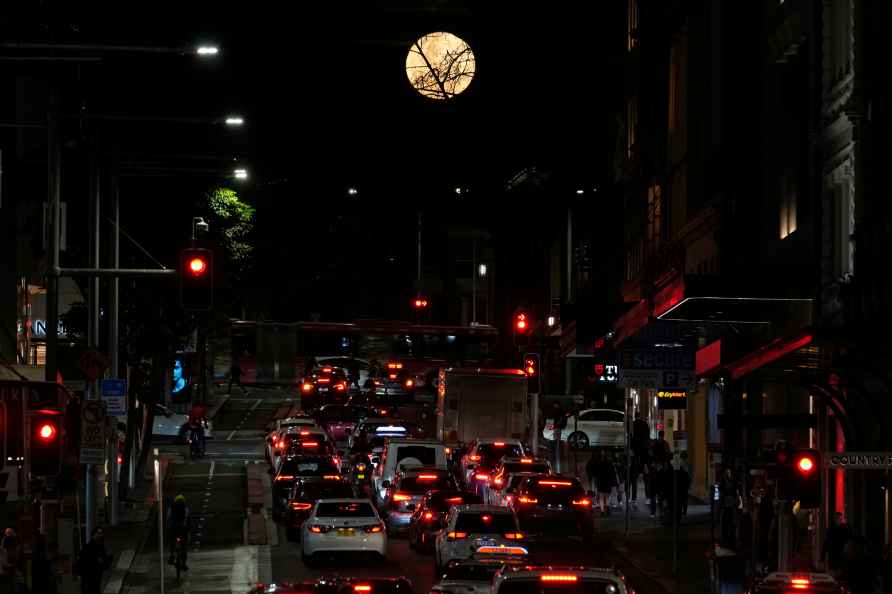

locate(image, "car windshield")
[[315, 501, 376, 518], [398, 476, 454, 493], [395, 445, 437, 466], [431, 492, 483, 509], [496, 579, 619, 594], [503, 462, 550, 475], [294, 481, 354, 501], [454, 512, 516, 533], [478, 444, 524, 463], [443, 564, 499, 581], [280, 458, 339, 476], [524, 479, 585, 503]]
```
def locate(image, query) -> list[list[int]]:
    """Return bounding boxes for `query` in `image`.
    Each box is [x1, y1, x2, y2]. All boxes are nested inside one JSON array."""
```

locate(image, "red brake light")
[[354, 586, 372, 593], [503, 532, 524, 540], [300, 431, 310, 436], [423, 512, 434, 520], [392, 493, 411, 502], [469, 455, 481, 462], [475, 473, 490, 481], [300, 441, 318, 447], [572, 498, 591, 507], [481, 515, 492, 522], [493, 442, 505, 447], [388, 374, 397, 380], [445, 497, 464, 503], [404, 379, 414, 388], [790, 578, 810, 590], [291, 501, 312, 510], [446, 531, 468, 540], [275, 475, 294, 481], [302, 383, 313, 392], [539, 480, 573, 486], [418, 474, 439, 480], [323, 475, 340, 480], [322, 367, 333, 373], [520, 458, 533, 463], [317, 377, 331, 384], [540, 575, 578, 583], [517, 496, 538, 504]]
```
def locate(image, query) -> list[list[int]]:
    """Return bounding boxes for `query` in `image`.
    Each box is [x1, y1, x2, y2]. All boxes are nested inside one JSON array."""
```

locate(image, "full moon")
[[406, 32, 476, 100]]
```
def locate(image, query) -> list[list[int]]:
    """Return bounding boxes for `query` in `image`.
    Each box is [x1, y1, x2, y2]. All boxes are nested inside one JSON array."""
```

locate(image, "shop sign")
[[593, 363, 619, 383], [828, 452, 892, 470], [621, 349, 694, 370], [657, 389, 688, 410]]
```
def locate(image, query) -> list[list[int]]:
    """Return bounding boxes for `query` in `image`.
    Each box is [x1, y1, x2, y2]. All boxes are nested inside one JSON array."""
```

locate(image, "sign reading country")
[[657, 389, 688, 410], [828, 452, 892, 470]]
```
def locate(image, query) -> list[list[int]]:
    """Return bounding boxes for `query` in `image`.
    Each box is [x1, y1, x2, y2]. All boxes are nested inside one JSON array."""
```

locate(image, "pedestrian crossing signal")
[[524, 353, 541, 394]]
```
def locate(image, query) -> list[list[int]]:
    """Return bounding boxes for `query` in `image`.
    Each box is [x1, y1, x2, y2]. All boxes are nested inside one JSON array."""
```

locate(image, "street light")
[[455, 187, 462, 195], [224, 116, 244, 126], [478, 263, 487, 277], [576, 189, 584, 195], [234, 168, 248, 180], [196, 45, 220, 56], [347, 187, 358, 196]]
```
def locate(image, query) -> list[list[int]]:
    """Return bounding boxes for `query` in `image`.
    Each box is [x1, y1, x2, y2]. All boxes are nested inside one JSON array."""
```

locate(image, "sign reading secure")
[[657, 390, 688, 410], [828, 452, 892, 470]]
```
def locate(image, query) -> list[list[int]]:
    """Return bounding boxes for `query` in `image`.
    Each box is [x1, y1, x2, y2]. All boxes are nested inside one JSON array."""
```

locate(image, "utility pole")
[[417, 211, 422, 283], [107, 147, 120, 524], [45, 88, 61, 383], [471, 238, 477, 324], [85, 133, 101, 539]]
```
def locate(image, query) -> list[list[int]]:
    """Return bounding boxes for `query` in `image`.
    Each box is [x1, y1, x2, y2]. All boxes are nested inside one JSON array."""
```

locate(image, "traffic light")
[[412, 297, 429, 310], [30, 411, 62, 477], [513, 310, 531, 346], [179, 248, 214, 311], [524, 353, 541, 394], [773, 446, 821, 508], [791, 449, 821, 508]]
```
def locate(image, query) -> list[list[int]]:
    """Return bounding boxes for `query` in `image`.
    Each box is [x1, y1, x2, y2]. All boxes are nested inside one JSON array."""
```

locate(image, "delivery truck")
[[435, 367, 529, 445]]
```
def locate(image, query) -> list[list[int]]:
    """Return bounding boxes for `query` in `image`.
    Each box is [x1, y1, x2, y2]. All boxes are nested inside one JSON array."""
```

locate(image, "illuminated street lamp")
[[233, 168, 248, 180], [224, 115, 244, 126], [196, 45, 220, 56], [347, 187, 359, 196], [478, 263, 488, 277]]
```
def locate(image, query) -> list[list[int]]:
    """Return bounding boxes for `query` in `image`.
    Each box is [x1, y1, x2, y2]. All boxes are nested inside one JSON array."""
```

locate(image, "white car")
[[152, 404, 214, 441], [434, 504, 526, 574], [491, 565, 632, 594], [542, 408, 625, 450], [301, 498, 386, 565]]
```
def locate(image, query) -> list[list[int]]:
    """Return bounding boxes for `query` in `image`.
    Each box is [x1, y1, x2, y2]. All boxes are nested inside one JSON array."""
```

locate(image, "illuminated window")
[[627, 97, 638, 159], [627, 0, 639, 51], [780, 173, 797, 239]]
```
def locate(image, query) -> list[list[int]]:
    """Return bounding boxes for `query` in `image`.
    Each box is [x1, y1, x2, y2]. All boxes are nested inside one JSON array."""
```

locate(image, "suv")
[[491, 566, 633, 594], [382, 468, 457, 534], [460, 440, 526, 495], [372, 439, 449, 506], [434, 504, 525, 574], [273, 454, 341, 515], [543, 409, 625, 450], [485, 457, 552, 504], [509, 475, 592, 539]]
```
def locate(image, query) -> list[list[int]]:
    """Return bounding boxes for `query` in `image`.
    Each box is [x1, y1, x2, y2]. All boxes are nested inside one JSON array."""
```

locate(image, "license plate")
[[476, 539, 497, 547], [336, 528, 355, 536], [319, 387, 329, 393]]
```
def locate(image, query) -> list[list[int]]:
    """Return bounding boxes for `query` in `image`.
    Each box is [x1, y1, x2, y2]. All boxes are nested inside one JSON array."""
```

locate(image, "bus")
[[226, 319, 499, 388]]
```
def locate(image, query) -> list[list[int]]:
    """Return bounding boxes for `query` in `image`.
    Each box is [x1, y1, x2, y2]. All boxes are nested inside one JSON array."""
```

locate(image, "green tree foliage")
[[205, 187, 255, 279]]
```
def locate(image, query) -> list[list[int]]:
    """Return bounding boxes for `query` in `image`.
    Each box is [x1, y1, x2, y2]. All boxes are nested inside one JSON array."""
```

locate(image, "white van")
[[371, 439, 448, 506]]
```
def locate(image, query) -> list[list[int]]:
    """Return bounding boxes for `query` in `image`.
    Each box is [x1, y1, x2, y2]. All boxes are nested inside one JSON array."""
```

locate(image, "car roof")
[[494, 565, 624, 582], [386, 438, 444, 446], [314, 497, 374, 504], [452, 504, 514, 514], [497, 457, 548, 465], [475, 438, 524, 444]]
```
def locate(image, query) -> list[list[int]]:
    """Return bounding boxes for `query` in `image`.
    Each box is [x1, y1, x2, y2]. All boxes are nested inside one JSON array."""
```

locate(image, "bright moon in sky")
[[406, 32, 476, 100]]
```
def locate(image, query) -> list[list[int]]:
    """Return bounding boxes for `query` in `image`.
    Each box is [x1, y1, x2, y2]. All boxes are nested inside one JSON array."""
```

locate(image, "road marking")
[[227, 398, 263, 440], [209, 460, 216, 480]]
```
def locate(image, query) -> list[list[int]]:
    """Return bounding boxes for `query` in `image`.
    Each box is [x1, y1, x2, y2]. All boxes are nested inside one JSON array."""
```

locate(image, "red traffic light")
[[515, 313, 529, 332], [796, 453, 816, 474], [188, 257, 208, 276], [38, 422, 57, 441], [412, 298, 429, 309], [524, 358, 538, 376]]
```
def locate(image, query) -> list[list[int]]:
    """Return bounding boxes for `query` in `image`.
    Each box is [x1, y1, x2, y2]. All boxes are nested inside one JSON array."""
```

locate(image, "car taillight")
[[354, 585, 372, 592], [423, 512, 435, 521], [517, 496, 538, 504], [539, 480, 573, 486], [404, 379, 414, 388], [418, 474, 438, 480], [469, 455, 481, 462], [302, 383, 314, 393], [521, 458, 533, 463], [503, 532, 524, 540], [290, 501, 312, 510], [308, 524, 330, 533], [323, 475, 341, 480], [300, 431, 310, 436], [318, 377, 331, 383], [572, 498, 592, 507], [493, 442, 505, 446], [276, 440, 284, 449], [335, 383, 346, 391], [363, 523, 384, 533], [790, 578, 810, 590], [392, 493, 411, 502], [475, 473, 490, 482], [540, 575, 578, 583], [446, 531, 468, 540], [493, 477, 504, 486], [302, 441, 318, 447], [275, 475, 294, 481]]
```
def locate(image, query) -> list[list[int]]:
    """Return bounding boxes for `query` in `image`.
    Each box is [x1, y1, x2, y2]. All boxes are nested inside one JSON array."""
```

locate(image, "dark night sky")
[[7, 1, 613, 320]]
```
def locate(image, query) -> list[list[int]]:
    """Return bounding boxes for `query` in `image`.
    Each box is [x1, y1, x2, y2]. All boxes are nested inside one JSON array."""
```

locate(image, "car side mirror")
[[382, 480, 391, 489]]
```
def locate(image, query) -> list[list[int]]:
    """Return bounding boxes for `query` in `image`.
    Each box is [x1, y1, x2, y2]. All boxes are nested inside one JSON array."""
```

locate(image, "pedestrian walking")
[[594, 450, 617, 515], [228, 358, 248, 395], [651, 430, 672, 465], [719, 467, 741, 548], [74, 527, 113, 594], [823, 512, 855, 573], [0, 528, 22, 594]]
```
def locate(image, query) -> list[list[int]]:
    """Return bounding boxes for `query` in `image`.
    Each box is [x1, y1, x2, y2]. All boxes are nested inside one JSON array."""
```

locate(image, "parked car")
[[542, 409, 625, 450], [301, 498, 386, 565]]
